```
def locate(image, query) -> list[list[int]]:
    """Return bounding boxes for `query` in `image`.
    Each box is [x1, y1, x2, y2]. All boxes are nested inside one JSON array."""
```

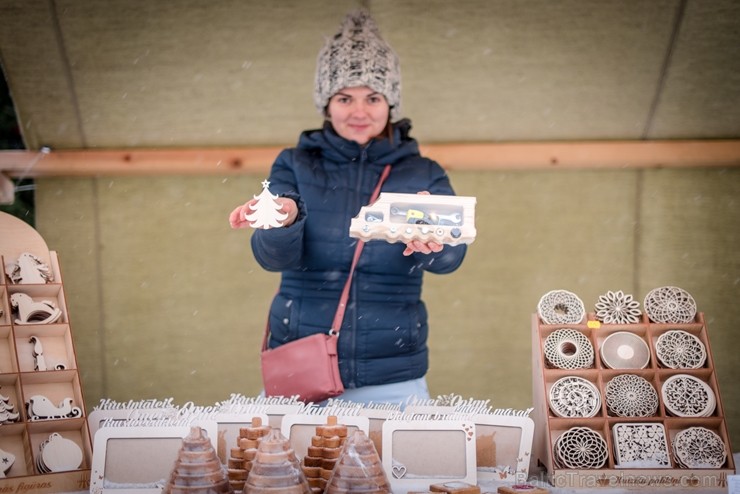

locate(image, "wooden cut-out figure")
[[25, 395, 81, 421], [244, 180, 288, 229], [10, 292, 62, 325], [0, 447, 15, 478], [5, 252, 54, 284], [0, 390, 20, 425], [29, 335, 47, 371], [38, 433, 83, 472]]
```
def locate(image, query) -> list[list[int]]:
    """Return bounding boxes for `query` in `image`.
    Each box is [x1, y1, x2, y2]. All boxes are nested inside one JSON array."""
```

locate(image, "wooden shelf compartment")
[[20, 369, 86, 421], [0, 325, 18, 374], [0, 424, 33, 478], [1, 251, 62, 286], [0, 286, 9, 325], [27, 417, 93, 474], [14, 324, 76, 373], [0, 373, 23, 422], [6, 282, 68, 326]]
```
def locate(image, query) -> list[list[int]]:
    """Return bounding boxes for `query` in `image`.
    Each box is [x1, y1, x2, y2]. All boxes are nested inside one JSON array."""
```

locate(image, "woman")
[[229, 9, 467, 404]]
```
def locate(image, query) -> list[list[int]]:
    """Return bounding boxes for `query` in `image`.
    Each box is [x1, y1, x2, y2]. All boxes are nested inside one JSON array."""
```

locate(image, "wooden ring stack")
[[324, 429, 391, 493], [244, 427, 310, 494], [162, 426, 231, 494]]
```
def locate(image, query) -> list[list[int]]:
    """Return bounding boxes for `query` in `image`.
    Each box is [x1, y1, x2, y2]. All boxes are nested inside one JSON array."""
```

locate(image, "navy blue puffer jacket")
[[251, 119, 467, 389]]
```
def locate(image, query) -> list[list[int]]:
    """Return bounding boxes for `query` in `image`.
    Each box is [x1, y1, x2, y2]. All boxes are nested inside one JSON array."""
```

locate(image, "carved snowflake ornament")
[[643, 286, 697, 324], [537, 290, 585, 325], [655, 330, 706, 369], [549, 376, 601, 418], [661, 374, 716, 417], [553, 427, 608, 469], [604, 374, 659, 417], [612, 423, 670, 468], [672, 427, 726, 468], [594, 290, 641, 324]]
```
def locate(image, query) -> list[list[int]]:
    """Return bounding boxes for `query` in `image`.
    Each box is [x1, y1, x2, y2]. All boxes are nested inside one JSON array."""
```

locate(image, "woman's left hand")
[[402, 190, 444, 256], [403, 239, 444, 256]]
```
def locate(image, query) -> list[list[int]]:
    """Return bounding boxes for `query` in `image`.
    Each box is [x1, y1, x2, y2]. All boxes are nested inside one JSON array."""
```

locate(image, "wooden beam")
[[0, 140, 738, 177]]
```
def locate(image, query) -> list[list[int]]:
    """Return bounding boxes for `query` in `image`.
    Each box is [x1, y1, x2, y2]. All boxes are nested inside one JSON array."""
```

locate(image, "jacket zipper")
[[348, 146, 369, 388]]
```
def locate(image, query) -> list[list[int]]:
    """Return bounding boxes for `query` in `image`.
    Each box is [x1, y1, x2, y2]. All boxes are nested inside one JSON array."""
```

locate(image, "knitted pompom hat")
[[314, 9, 401, 120]]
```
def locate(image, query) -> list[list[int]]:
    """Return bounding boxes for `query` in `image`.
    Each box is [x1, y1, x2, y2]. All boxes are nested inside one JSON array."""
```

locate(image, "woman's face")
[[327, 86, 390, 146]]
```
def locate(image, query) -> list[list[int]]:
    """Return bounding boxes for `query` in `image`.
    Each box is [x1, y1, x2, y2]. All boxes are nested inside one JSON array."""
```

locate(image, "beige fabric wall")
[[33, 167, 740, 446]]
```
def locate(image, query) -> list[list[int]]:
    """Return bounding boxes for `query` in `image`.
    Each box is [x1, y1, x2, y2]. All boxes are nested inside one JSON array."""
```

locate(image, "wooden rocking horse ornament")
[[10, 292, 62, 325]]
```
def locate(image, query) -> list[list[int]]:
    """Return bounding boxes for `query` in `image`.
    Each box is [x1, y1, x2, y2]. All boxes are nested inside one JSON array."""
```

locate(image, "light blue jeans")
[[326, 377, 430, 409]]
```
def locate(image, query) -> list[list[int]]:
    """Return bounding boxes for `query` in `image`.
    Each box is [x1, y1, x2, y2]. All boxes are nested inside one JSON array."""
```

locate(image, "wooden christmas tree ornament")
[[245, 180, 289, 229], [0, 448, 15, 478]]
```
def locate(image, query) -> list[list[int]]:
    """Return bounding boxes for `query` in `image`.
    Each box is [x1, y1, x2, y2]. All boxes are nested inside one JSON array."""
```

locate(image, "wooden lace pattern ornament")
[[604, 374, 658, 418], [537, 290, 585, 325], [672, 427, 727, 468], [553, 427, 608, 469], [548, 376, 601, 418], [594, 290, 641, 324], [655, 330, 706, 369], [612, 423, 670, 468], [543, 328, 594, 370], [661, 374, 716, 417], [643, 286, 697, 324]]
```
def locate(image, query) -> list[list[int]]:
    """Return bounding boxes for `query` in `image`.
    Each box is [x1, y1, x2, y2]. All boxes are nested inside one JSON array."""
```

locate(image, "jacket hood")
[[296, 118, 420, 165]]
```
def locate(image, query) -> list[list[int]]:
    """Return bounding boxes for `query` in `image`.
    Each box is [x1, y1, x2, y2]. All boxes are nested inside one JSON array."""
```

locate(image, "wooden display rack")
[[531, 311, 735, 489], [0, 212, 92, 492]]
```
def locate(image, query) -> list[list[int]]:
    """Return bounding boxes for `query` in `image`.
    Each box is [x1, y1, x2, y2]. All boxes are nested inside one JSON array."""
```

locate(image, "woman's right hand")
[[228, 197, 299, 229]]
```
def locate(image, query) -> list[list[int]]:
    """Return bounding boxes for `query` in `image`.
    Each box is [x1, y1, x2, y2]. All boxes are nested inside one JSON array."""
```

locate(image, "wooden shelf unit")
[[0, 236, 92, 492], [531, 312, 735, 489]]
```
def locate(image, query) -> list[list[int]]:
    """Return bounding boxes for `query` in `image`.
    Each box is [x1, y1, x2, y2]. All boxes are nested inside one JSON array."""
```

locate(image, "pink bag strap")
[[330, 163, 391, 334], [262, 164, 391, 350]]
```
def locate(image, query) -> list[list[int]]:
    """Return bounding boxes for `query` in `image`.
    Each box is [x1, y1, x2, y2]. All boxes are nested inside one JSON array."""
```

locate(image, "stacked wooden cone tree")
[[243, 427, 311, 494], [226, 417, 271, 492], [163, 426, 233, 494], [301, 416, 348, 493], [324, 429, 392, 494]]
